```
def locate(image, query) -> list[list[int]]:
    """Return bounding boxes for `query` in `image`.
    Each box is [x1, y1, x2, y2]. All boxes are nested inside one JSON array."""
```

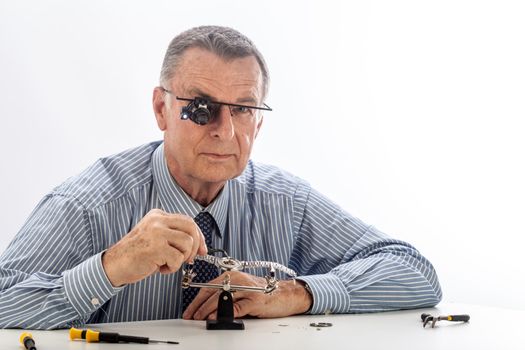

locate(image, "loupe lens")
[[192, 108, 211, 125]]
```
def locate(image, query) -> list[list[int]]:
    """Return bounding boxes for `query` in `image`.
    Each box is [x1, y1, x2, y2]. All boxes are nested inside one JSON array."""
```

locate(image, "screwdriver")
[[19, 333, 37, 350], [70, 327, 179, 344]]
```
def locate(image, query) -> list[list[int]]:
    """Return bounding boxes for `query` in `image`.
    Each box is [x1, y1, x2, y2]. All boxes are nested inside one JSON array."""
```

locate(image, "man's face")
[[153, 48, 264, 191]]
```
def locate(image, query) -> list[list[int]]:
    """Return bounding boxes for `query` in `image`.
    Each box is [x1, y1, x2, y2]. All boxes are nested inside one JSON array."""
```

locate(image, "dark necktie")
[[182, 211, 219, 311]]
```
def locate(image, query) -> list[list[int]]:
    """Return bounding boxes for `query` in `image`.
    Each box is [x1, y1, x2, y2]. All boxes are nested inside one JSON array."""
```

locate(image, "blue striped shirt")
[[0, 141, 442, 329]]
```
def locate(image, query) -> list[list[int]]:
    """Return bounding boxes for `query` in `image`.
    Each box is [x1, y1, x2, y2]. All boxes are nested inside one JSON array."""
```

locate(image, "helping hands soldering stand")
[[181, 249, 297, 330]]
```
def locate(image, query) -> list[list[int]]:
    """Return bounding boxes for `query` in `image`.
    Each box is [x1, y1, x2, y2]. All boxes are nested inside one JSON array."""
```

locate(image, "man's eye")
[[233, 106, 250, 114]]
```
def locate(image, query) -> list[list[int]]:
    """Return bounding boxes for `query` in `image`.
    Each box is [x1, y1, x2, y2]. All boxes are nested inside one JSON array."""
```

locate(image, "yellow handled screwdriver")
[[20, 333, 37, 350], [70, 327, 179, 344]]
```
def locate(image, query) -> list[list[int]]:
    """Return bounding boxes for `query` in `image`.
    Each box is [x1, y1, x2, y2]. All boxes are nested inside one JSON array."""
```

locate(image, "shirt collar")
[[151, 143, 229, 237]]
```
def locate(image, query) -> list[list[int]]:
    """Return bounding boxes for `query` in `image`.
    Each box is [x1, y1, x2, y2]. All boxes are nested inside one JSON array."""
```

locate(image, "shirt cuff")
[[296, 273, 352, 314], [63, 251, 125, 319]]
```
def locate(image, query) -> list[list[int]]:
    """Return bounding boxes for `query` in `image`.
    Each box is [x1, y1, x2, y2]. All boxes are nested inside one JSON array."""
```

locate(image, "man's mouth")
[[201, 153, 234, 160]]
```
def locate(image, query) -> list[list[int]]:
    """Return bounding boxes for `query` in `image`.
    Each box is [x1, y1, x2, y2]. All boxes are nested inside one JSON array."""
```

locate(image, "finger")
[[196, 226, 207, 256], [205, 295, 255, 321], [162, 214, 206, 260], [162, 229, 195, 262], [192, 291, 221, 320], [182, 287, 218, 320], [232, 298, 255, 318], [147, 208, 168, 217], [178, 219, 206, 260], [162, 213, 201, 236], [158, 245, 185, 274]]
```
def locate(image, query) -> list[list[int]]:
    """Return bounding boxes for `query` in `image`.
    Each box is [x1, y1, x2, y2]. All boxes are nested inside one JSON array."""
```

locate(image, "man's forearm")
[[298, 239, 442, 314], [0, 253, 120, 329]]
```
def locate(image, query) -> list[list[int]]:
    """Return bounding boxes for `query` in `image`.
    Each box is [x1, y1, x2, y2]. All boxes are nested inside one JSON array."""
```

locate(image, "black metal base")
[[206, 318, 245, 330], [206, 290, 245, 330]]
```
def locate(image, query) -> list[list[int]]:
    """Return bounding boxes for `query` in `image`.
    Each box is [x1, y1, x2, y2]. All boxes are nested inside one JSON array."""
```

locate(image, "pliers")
[[421, 313, 470, 328]]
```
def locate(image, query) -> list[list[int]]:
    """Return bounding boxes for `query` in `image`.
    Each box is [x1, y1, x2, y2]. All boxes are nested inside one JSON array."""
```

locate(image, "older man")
[[0, 26, 442, 329]]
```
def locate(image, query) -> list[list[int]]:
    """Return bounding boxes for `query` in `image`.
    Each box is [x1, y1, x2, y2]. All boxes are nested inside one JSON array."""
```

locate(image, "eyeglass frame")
[[161, 87, 273, 113]]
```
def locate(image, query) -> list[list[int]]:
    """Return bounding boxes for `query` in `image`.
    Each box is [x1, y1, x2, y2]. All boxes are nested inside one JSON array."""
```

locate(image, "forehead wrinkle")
[[179, 78, 261, 104], [182, 62, 259, 81]]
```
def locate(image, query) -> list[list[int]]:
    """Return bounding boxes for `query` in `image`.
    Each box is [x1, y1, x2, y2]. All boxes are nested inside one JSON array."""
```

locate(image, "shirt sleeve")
[[290, 184, 442, 314], [0, 194, 123, 329]]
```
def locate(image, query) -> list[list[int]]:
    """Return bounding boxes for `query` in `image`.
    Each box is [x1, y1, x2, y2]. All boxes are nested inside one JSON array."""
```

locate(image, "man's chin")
[[196, 158, 245, 180], [196, 167, 242, 184]]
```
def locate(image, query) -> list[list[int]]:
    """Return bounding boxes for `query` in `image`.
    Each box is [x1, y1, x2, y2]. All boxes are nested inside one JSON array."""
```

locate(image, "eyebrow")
[[188, 88, 212, 101], [187, 87, 258, 105]]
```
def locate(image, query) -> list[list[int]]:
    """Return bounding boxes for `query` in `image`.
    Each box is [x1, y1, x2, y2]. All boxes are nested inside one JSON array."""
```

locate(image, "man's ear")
[[152, 87, 168, 131]]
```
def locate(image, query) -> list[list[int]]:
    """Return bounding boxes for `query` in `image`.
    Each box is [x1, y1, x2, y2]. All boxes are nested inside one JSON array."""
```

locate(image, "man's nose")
[[209, 105, 235, 140]]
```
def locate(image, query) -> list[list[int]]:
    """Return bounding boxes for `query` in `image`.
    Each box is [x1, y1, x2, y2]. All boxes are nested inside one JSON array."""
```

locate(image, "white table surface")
[[1, 302, 524, 350]]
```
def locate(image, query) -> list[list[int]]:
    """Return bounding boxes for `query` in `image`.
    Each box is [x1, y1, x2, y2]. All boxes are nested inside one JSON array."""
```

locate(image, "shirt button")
[[91, 297, 100, 306]]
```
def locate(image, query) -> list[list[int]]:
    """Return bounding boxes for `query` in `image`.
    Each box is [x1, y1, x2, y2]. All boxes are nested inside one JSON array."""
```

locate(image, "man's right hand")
[[101, 209, 207, 287]]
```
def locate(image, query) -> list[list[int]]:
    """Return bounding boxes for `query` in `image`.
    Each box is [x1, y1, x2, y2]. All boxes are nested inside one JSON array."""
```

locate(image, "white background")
[[1, 0, 524, 310]]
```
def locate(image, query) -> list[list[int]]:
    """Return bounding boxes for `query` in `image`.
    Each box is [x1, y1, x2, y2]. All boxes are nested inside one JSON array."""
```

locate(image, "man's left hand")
[[182, 271, 313, 320]]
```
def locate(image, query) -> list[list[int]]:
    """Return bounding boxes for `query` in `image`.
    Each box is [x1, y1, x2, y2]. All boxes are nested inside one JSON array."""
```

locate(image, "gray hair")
[[159, 25, 270, 100]]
